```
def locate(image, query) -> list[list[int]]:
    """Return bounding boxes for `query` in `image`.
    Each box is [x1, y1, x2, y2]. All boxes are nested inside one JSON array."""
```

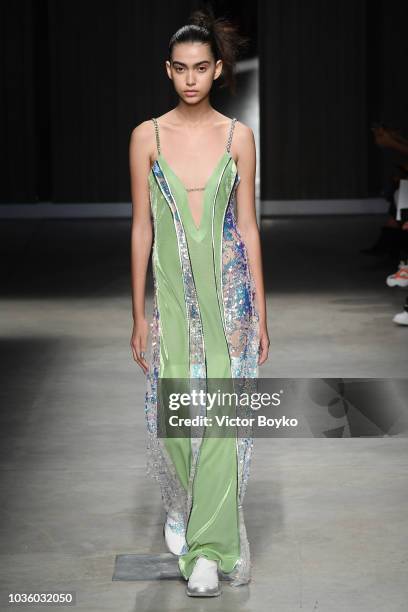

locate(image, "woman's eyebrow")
[[171, 60, 210, 67]]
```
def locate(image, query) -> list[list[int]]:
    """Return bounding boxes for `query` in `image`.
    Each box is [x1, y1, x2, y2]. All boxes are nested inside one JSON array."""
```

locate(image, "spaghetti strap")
[[226, 117, 237, 153], [152, 117, 161, 155]]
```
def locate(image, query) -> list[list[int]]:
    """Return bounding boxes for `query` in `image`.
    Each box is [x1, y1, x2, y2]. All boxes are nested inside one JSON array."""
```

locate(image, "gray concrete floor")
[[0, 215, 407, 611]]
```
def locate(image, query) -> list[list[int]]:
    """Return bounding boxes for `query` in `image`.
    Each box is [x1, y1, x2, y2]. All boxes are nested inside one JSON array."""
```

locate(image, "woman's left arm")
[[234, 123, 270, 366]]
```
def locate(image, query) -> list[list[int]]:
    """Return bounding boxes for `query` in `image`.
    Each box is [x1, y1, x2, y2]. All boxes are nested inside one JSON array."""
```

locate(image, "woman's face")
[[166, 42, 222, 103]]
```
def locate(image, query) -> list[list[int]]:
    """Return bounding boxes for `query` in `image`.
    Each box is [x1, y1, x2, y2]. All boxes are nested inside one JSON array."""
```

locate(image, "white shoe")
[[163, 512, 188, 556], [392, 310, 408, 325], [386, 260, 408, 287], [186, 556, 221, 597]]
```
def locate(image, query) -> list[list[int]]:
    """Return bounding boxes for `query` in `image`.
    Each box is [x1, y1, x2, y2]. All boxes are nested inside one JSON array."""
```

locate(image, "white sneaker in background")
[[386, 261, 408, 287], [392, 310, 408, 326]]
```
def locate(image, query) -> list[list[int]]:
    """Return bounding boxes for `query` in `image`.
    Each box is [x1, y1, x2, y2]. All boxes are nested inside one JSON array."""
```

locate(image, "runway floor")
[[0, 214, 407, 611]]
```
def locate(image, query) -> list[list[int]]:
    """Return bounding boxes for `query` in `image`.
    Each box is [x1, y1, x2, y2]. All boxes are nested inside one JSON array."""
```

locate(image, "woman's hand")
[[258, 323, 270, 365], [130, 317, 149, 374]]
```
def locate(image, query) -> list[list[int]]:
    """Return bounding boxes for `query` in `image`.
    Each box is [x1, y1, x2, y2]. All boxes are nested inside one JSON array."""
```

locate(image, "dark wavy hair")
[[168, 3, 250, 95]]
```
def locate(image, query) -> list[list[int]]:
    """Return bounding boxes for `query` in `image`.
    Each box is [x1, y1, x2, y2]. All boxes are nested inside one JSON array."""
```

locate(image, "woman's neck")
[[173, 99, 217, 127]]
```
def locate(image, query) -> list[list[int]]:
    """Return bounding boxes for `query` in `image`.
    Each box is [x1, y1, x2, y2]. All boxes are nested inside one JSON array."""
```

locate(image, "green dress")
[[144, 116, 260, 586]]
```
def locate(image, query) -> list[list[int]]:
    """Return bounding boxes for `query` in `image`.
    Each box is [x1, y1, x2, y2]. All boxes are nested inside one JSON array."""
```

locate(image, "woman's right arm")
[[129, 122, 154, 374]]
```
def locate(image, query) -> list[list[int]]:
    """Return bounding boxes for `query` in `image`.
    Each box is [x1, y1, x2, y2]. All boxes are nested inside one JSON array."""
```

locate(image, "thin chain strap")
[[226, 117, 237, 153], [187, 117, 237, 192], [152, 117, 161, 155]]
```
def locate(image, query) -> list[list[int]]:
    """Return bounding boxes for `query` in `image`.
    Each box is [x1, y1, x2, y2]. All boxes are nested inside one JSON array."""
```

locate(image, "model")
[[129, 6, 269, 598]]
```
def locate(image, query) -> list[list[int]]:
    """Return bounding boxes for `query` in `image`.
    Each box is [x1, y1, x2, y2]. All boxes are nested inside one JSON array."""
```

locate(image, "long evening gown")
[[144, 116, 260, 586]]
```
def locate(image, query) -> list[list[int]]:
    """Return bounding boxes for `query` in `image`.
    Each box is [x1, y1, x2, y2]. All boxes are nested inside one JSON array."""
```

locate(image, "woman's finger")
[[258, 336, 269, 365], [131, 337, 149, 373]]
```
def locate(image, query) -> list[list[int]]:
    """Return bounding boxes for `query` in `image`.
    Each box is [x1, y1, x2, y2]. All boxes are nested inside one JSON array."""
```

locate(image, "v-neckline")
[[156, 151, 231, 234]]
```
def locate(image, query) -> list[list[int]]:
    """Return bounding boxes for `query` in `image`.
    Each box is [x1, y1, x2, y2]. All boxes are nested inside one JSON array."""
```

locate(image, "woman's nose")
[[186, 71, 196, 85]]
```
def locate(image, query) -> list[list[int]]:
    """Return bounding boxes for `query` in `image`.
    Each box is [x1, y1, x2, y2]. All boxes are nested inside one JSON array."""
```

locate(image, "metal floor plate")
[[113, 553, 181, 581], [112, 553, 233, 581]]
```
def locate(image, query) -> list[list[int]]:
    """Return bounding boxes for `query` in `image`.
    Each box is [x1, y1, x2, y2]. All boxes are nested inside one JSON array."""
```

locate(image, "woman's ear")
[[165, 60, 172, 81], [214, 59, 223, 81]]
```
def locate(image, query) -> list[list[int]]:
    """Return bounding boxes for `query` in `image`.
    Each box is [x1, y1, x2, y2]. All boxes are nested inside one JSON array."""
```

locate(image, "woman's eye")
[[174, 65, 206, 73]]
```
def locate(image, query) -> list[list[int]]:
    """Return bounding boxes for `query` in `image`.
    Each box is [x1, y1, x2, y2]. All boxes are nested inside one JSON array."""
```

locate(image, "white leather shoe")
[[186, 556, 221, 597], [163, 512, 188, 556]]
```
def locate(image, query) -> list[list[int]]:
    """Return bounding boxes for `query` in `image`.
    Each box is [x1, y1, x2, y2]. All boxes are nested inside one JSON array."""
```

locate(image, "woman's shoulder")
[[214, 113, 254, 143], [129, 119, 159, 166], [232, 118, 254, 139], [129, 118, 159, 153], [230, 119, 255, 159], [131, 112, 174, 141], [130, 118, 155, 139]]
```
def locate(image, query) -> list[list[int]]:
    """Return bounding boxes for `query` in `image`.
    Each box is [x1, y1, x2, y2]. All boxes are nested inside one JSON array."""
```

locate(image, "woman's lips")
[[185, 91, 198, 96]]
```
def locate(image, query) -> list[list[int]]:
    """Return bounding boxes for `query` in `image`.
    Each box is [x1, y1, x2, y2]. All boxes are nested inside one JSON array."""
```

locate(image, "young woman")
[[129, 7, 269, 598]]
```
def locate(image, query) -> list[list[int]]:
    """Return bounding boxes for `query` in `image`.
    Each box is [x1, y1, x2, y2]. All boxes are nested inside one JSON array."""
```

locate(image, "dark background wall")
[[1, 0, 407, 204], [259, 0, 408, 200], [1, 0, 194, 203]]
